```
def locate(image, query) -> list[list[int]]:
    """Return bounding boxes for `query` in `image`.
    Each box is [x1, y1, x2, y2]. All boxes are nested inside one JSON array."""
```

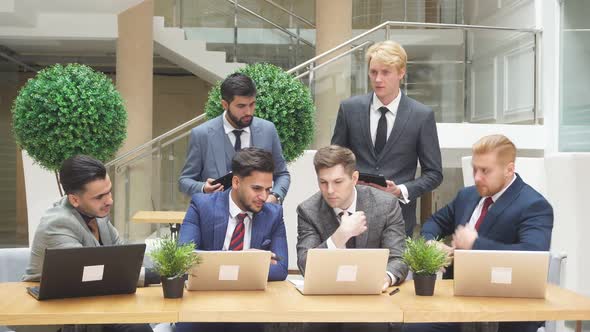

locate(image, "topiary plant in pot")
[[148, 236, 201, 299], [402, 237, 450, 296], [11, 63, 127, 194], [204, 62, 315, 162]]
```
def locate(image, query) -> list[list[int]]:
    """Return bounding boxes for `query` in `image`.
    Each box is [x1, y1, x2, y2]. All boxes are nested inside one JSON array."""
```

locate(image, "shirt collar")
[[372, 89, 402, 115], [333, 187, 358, 218], [487, 174, 518, 203], [223, 111, 251, 135], [228, 189, 253, 220]]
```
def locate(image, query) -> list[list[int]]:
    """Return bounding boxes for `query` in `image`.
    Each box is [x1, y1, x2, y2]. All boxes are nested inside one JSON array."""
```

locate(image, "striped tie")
[[229, 213, 248, 251]]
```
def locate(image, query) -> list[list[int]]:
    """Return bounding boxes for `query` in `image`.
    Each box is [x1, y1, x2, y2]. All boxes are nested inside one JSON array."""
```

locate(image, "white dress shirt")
[[222, 190, 253, 250], [326, 188, 396, 286], [467, 174, 517, 229], [223, 111, 251, 149], [369, 90, 410, 204]]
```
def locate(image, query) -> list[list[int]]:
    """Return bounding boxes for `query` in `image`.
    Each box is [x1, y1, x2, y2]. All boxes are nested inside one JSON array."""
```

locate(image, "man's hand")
[[365, 180, 402, 197], [203, 178, 223, 193], [266, 194, 278, 204], [382, 274, 397, 292], [331, 211, 367, 248], [270, 252, 278, 265], [428, 240, 454, 271], [452, 225, 478, 249]]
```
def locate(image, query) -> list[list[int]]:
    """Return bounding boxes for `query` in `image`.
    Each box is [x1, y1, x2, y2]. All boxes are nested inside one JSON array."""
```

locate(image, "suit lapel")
[[353, 187, 369, 248], [378, 92, 412, 162], [250, 209, 265, 249], [461, 193, 482, 227], [213, 191, 231, 249], [478, 175, 525, 235], [249, 118, 260, 146], [359, 94, 377, 160], [210, 116, 231, 175]]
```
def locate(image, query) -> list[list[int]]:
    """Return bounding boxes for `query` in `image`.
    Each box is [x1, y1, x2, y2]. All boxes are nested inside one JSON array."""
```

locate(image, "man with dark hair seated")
[[176, 147, 288, 332], [23, 155, 157, 332]]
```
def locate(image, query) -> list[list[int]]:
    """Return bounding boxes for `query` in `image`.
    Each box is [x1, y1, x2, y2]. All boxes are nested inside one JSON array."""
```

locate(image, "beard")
[[226, 110, 253, 129]]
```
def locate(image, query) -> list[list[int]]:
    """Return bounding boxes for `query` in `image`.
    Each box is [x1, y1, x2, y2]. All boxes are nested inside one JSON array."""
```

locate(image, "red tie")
[[474, 197, 494, 231], [229, 213, 248, 251]]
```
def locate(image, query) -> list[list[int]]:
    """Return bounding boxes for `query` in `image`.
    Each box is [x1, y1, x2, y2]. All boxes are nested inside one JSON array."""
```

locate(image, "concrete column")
[[115, 0, 154, 241], [313, 0, 353, 148]]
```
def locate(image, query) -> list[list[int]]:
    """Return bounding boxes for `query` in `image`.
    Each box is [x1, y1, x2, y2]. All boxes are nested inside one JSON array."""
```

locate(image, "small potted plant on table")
[[402, 237, 450, 296]]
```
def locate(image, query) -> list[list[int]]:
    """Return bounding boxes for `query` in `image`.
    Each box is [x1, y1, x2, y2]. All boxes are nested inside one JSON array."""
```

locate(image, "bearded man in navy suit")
[[404, 134, 553, 332]]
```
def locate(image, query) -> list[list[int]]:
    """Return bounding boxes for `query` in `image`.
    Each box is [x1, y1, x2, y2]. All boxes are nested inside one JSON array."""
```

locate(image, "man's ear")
[[232, 175, 240, 189], [67, 194, 80, 208], [221, 99, 229, 111], [352, 170, 359, 185]]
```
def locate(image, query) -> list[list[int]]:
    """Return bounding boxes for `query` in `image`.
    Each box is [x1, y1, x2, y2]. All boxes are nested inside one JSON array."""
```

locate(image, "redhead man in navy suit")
[[177, 147, 288, 332], [404, 134, 553, 332]]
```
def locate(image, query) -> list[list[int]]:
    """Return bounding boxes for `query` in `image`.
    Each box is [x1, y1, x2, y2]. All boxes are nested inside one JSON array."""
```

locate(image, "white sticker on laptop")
[[82, 265, 104, 282], [336, 265, 358, 282], [491, 267, 512, 284], [219, 265, 240, 281]]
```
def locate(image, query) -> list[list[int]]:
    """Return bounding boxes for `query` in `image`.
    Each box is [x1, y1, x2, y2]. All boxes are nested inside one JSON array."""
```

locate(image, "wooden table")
[[0, 283, 178, 326], [131, 211, 185, 224], [179, 281, 403, 323], [397, 280, 590, 323], [131, 211, 185, 237], [1, 281, 589, 327]]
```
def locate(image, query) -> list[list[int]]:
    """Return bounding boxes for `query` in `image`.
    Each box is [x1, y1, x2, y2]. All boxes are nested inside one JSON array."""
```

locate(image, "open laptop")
[[293, 248, 389, 295], [454, 249, 550, 298], [27, 243, 145, 300], [186, 250, 271, 291]]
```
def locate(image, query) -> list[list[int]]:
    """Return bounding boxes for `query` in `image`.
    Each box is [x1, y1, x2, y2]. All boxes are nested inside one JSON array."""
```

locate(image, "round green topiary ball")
[[204, 63, 315, 163], [11, 63, 127, 171]]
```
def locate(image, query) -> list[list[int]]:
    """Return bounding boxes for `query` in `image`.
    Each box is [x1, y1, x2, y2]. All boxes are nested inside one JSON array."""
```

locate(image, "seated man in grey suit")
[[23, 155, 156, 332], [331, 40, 443, 237], [297, 145, 408, 332], [178, 72, 290, 203]]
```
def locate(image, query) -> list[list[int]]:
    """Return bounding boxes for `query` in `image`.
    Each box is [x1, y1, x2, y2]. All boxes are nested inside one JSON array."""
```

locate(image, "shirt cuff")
[[201, 184, 206, 193], [386, 271, 396, 286], [326, 237, 338, 249], [398, 184, 410, 204]]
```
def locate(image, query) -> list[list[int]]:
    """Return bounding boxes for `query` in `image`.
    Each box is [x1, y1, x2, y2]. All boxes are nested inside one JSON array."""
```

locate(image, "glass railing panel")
[[106, 116, 207, 242]]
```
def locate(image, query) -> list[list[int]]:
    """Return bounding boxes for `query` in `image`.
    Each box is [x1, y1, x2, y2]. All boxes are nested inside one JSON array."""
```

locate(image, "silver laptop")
[[186, 250, 271, 291], [454, 250, 550, 298], [294, 248, 389, 295]]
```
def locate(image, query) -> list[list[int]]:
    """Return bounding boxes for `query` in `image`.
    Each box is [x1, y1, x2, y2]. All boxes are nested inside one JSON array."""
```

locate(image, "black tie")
[[338, 211, 356, 249], [233, 129, 244, 151], [374, 106, 389, 155]]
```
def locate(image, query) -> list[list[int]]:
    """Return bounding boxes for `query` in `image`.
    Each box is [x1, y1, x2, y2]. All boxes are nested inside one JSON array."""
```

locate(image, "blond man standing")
[[331, 40, 443, 237]]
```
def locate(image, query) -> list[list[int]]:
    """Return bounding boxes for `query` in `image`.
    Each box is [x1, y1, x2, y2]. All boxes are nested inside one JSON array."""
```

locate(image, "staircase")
[[153, 16, 245, 85]]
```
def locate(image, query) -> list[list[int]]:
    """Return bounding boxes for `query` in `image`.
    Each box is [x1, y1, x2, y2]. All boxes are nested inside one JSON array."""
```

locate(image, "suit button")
[[375, 167, 380, 170]]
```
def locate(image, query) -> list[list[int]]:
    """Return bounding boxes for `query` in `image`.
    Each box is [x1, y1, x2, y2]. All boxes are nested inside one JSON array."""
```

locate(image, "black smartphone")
[[358, 172, 387, 187], [211, 172, 233, 191]]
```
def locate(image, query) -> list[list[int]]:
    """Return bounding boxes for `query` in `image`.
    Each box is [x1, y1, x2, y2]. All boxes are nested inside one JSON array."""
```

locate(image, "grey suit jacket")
[[331, 92, 443, 235], [22, 197, 145, 285], [178, 115, 291, 198], [296, 185, 408, 283]]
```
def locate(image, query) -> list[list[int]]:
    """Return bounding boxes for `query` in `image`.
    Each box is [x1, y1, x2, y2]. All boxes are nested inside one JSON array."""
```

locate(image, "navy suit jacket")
[[178, 190, 288, 281], [421, 174, 553, 251]]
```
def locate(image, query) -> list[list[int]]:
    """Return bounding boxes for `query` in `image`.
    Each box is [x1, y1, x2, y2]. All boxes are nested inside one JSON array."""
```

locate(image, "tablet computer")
[[358, 172, 387, 187], [211, 172, 233, 191]]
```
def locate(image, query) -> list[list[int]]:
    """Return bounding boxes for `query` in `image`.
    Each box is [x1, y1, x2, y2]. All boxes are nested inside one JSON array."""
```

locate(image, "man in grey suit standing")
[[331, 40, 443, 236], [178, 73, 290, 203]]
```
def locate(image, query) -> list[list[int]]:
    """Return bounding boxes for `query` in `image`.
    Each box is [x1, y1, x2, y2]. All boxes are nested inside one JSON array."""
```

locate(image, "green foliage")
[[11, 63, 127, 171], [204, 63, 315, 162], [148, 236, 202, 278], [402, 237, 450, 276]]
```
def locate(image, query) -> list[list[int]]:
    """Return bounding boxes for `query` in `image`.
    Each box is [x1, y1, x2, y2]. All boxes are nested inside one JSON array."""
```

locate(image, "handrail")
[[262, 0, 315, 28], [287, 20, 541, 75], [295, 41, 374, 79], [105, 113, 207, 168], [225, 0, 314, 48]]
